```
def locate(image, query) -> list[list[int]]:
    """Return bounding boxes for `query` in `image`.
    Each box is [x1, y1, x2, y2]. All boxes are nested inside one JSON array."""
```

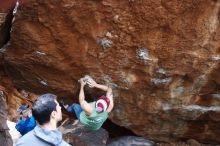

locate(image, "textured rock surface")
[[0, 86, 13, 146], [61, 120, 109, 146], [0, 8, 14, 146], [0, 10, 7, 24], [107, 136, 154, 146], [0, 8, 11, 50], [2, 0, 220, 144]]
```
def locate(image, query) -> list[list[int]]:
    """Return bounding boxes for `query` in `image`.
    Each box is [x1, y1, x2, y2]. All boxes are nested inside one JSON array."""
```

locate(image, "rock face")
[[0, 8, 13, 48], [0, 86, 13, 146], [60, 121, 109, 146], [0, 8, 14, 146], [3, 0, 220, 144], [107, 136, 154, 146]]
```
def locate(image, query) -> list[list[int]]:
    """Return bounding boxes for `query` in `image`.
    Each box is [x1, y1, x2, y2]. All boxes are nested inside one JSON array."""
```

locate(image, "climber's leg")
[[67, 103, 83, 119]]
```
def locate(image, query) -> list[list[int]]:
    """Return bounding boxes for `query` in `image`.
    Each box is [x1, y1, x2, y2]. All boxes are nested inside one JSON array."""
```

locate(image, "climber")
[[15, 105, 36, 136], [65, 76, 114, 130]]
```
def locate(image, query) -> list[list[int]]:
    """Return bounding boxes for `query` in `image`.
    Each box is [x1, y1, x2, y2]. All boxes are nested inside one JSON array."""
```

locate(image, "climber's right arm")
[[79, 78, 93, 116]]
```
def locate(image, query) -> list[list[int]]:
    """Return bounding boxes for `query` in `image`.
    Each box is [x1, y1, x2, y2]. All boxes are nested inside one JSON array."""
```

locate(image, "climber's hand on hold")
[[86, 78, 97, 88], [79, 78, 86, 87]]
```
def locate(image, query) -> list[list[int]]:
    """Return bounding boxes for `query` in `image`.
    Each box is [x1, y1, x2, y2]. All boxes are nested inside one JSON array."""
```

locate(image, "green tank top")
[[79, 102, 108, 130]]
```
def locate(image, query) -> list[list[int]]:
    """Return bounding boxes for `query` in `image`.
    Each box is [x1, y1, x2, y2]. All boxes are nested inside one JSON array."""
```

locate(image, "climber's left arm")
[[106, 88, 114, 113]]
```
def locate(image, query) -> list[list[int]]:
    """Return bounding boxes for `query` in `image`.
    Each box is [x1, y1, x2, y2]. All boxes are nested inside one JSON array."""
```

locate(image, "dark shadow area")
[[103, 119, 137, 139], [0, 8, 13, 47]]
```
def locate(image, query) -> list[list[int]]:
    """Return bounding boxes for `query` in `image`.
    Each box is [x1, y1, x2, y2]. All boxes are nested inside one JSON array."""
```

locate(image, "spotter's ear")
[[51, 110, 57, 119]]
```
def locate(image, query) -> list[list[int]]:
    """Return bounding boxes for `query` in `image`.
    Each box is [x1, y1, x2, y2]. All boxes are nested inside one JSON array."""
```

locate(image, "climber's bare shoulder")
[[80, 100, 93, 116]]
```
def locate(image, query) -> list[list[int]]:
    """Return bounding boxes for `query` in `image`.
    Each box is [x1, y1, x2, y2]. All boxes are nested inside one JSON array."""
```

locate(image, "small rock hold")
[[97, 38, 113, 49], [157, 68, 166, 74], [35, 51, 46, 56], [187, 139, 201, 146], [40, 80, 48, 86], [102, 1, 112, 6], [211, 55, 220, 61], [136, 48, 151, 64], [106, 32, 113, 38], [151, 77, 172, 85], [128, 26, 134, 31], [113, 15, 120, 22]]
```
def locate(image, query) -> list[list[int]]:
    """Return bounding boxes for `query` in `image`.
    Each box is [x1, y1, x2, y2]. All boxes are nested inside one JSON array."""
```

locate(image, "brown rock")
[[60, 120, 108, 146], [107, 136, 154, 146], [0, 0, 28, 9], [187, 139, 201, 146], [0, 86, 13, 146], [2, 0, 220, 144], [0, 8, 12, 48]]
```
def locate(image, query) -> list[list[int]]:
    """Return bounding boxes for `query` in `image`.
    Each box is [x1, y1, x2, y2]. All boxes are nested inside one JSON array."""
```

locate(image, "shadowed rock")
[[2, 0, 220, 144], [0, 87, 13, 146], [107, 136, 154, 146], [60, 120, 108, 146]]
